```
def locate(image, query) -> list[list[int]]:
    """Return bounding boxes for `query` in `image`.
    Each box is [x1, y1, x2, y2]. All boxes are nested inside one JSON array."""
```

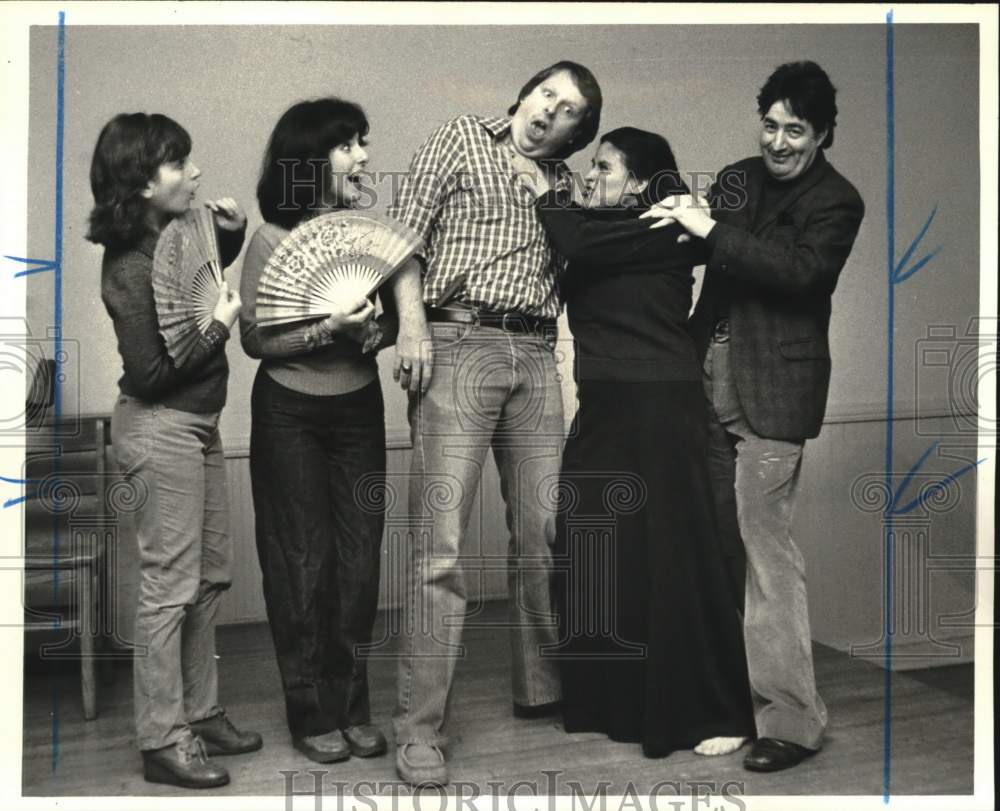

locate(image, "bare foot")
[[694, 736, 747, 756]]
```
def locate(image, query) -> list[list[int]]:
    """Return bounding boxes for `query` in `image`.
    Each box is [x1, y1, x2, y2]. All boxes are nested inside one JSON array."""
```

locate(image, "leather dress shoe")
[[189, 710, 263, 756], [344, 724, 388, 757], [293, 730, 351, 763], [142, 734, 230, 789], [743, 737, 817, 772], [512, 700, 561, 719], [396, 743, 448, 787]]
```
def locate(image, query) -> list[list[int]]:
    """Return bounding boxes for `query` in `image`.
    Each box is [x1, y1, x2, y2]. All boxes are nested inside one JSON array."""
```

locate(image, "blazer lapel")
[[752, 152, 832, 234]]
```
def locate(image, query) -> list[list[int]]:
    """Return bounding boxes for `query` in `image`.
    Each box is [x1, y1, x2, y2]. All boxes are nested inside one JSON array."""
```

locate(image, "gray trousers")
[[703, 339, 827, 750], [112, 395, 232, 751]]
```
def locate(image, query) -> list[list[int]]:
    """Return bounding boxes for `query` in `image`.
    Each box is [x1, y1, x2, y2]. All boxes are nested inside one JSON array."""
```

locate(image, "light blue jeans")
[[394, 323, 564, 746], [703, 338, 827, 750], [111, 395, 232, 751]]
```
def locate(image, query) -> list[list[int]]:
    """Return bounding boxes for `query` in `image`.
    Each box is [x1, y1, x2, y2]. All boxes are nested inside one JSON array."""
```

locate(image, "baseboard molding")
[[222, 401, 972, 458], [837, 629, 976, 671]]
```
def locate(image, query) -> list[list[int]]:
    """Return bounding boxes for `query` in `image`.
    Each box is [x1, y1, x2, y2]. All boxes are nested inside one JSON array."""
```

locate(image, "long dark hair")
[[86, 113, 191, 248], [256, 98, 369, 229], [507, 61, 603, 160], [600, 127, 688, 210]]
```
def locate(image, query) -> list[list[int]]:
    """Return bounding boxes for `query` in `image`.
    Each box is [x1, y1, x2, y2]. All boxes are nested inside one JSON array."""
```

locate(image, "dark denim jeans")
[[250, 370, 386, 738]]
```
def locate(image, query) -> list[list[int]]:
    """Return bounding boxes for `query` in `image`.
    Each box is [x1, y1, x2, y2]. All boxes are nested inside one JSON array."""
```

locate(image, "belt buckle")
[[713, 318, 730, 343], [501, 312, 513, 331]]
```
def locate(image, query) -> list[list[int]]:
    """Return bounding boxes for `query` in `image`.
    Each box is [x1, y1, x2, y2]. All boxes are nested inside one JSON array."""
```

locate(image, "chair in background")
[[24, 357, 55, 429], [22, 356, 114, 720]]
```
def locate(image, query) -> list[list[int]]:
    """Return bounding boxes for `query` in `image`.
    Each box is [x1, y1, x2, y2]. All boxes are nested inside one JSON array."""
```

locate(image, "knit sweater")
[[535, 190, 704, 383], [100, 222, 245, 413], [238, 222, 379, 396]]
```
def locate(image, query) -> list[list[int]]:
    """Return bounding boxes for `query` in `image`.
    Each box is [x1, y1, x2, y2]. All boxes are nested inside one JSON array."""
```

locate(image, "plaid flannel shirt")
[[388, 115, 567, 318]]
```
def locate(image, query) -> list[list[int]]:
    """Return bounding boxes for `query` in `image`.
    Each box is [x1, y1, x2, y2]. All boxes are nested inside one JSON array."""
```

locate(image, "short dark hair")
[[507, 61, 603, 160], [256, 98, 369, 229], [600, 127, 688, 209], [757, 61, 838, 149], [86, 113, 191, 248]]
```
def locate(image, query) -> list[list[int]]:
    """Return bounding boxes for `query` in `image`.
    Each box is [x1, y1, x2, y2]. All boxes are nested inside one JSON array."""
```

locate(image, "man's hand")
[[509, 150, 550, 198], [393, 326, 433, 395], [204, 197, 247, 232], [639, 193, 716, 239]]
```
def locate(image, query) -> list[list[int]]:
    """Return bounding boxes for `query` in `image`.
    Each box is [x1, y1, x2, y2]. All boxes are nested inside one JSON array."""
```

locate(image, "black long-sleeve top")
[[535, 190, 704, 383], [100, 222, 245, 413]]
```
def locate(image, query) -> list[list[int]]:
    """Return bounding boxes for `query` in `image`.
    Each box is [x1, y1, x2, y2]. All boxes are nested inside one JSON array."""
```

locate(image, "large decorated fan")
[[152, 206, 223, 366], [255, 211, 422, 327]]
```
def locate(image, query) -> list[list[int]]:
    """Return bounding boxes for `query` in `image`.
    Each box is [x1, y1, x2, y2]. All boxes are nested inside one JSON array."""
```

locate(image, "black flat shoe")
[[293, 731, 351, 763], [512, 700, 561, 719], [743, 737, 817, 772], [344, 724, 388, 758], [142, 735, 230, 789]]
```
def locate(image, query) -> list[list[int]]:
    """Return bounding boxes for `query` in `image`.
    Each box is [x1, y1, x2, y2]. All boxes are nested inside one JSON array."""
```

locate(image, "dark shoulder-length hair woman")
[[86, 112, 192, 249], [599, 126, 688, 210], [256, 98, 370, 230]]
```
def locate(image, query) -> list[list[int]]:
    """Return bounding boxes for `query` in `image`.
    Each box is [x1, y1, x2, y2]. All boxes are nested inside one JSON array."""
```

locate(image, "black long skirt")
[[552, 379, 756, 757]]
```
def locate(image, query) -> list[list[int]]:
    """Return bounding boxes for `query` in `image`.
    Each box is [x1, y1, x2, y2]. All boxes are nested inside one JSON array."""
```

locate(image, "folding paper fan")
[[152, 207, 223, 366], [256, 211, 422, 327]]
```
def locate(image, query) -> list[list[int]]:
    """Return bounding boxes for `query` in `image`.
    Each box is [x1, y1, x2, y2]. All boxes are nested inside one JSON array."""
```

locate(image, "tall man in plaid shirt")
[[388, 61, 602, 787]]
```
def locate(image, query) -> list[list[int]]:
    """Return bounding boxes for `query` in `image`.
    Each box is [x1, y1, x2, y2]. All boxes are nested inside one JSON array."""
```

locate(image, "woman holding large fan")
[[90, 112, 262, 789], [240, 98, 430, 764]]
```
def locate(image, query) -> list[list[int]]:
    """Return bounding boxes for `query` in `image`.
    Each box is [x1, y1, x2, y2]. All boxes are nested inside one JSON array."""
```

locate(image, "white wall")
[[25, 23, 983, 669]]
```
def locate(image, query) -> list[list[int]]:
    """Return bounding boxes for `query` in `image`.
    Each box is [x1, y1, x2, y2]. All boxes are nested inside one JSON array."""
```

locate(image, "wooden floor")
[[22, 601, 974, 798]]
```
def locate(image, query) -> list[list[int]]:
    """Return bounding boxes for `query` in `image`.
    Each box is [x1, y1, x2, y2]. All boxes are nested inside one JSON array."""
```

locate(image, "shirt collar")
[[480, 115, 570, 177], [479, 115, 512, 140]]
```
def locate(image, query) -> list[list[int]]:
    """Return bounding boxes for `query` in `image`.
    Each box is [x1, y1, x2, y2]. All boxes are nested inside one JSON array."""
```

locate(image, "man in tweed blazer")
[[645, 60, 865, 773]]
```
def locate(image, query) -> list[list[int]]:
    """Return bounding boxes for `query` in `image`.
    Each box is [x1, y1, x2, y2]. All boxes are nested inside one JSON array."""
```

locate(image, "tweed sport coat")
[[689, 152, 865, 441]]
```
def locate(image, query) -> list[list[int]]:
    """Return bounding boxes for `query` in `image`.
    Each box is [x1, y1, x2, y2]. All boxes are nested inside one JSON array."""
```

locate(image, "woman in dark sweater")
[[90, 113, 260, 789], [241, 99, 429, 765], [514, 127, 755, 757]]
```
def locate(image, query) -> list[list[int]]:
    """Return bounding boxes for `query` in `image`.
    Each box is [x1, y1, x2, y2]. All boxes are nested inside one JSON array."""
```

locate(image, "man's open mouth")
[[528, 118, 549, 138]]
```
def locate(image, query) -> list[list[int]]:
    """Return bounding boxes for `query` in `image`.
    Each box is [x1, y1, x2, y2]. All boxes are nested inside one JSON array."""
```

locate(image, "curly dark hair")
[[507, 60, 603, 161], [86, 113, 191, 248], [757, 61, 838, 149], [256, 98, 369, 230]]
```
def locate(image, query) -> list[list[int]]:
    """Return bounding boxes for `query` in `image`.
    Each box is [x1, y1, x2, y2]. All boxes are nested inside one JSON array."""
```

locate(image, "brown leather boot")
[[142, 735, 230, 789]]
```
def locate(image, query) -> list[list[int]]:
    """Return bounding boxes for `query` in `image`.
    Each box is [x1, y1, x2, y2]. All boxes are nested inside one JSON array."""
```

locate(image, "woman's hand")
[[509, 150, 551, 198], [212, 280, 242, 329], [323, 297, 376, 334], [639, 193, 715, 239], [205, 197, 247, 232], [394, 325, 433, 395]]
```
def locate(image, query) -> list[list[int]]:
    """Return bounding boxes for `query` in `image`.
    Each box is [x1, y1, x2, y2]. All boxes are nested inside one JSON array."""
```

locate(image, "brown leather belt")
[[426, 306, 556, 335]]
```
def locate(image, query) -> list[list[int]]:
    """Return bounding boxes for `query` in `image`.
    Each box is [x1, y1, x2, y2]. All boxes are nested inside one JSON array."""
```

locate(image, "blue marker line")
[[883, 9, 895, 804], [5, 256, 58, 278], [49, 9, 67, 774]]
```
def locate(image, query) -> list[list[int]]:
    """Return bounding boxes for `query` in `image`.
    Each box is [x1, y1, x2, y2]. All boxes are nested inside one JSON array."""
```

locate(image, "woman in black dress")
[[514, 127, 755, 757]]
